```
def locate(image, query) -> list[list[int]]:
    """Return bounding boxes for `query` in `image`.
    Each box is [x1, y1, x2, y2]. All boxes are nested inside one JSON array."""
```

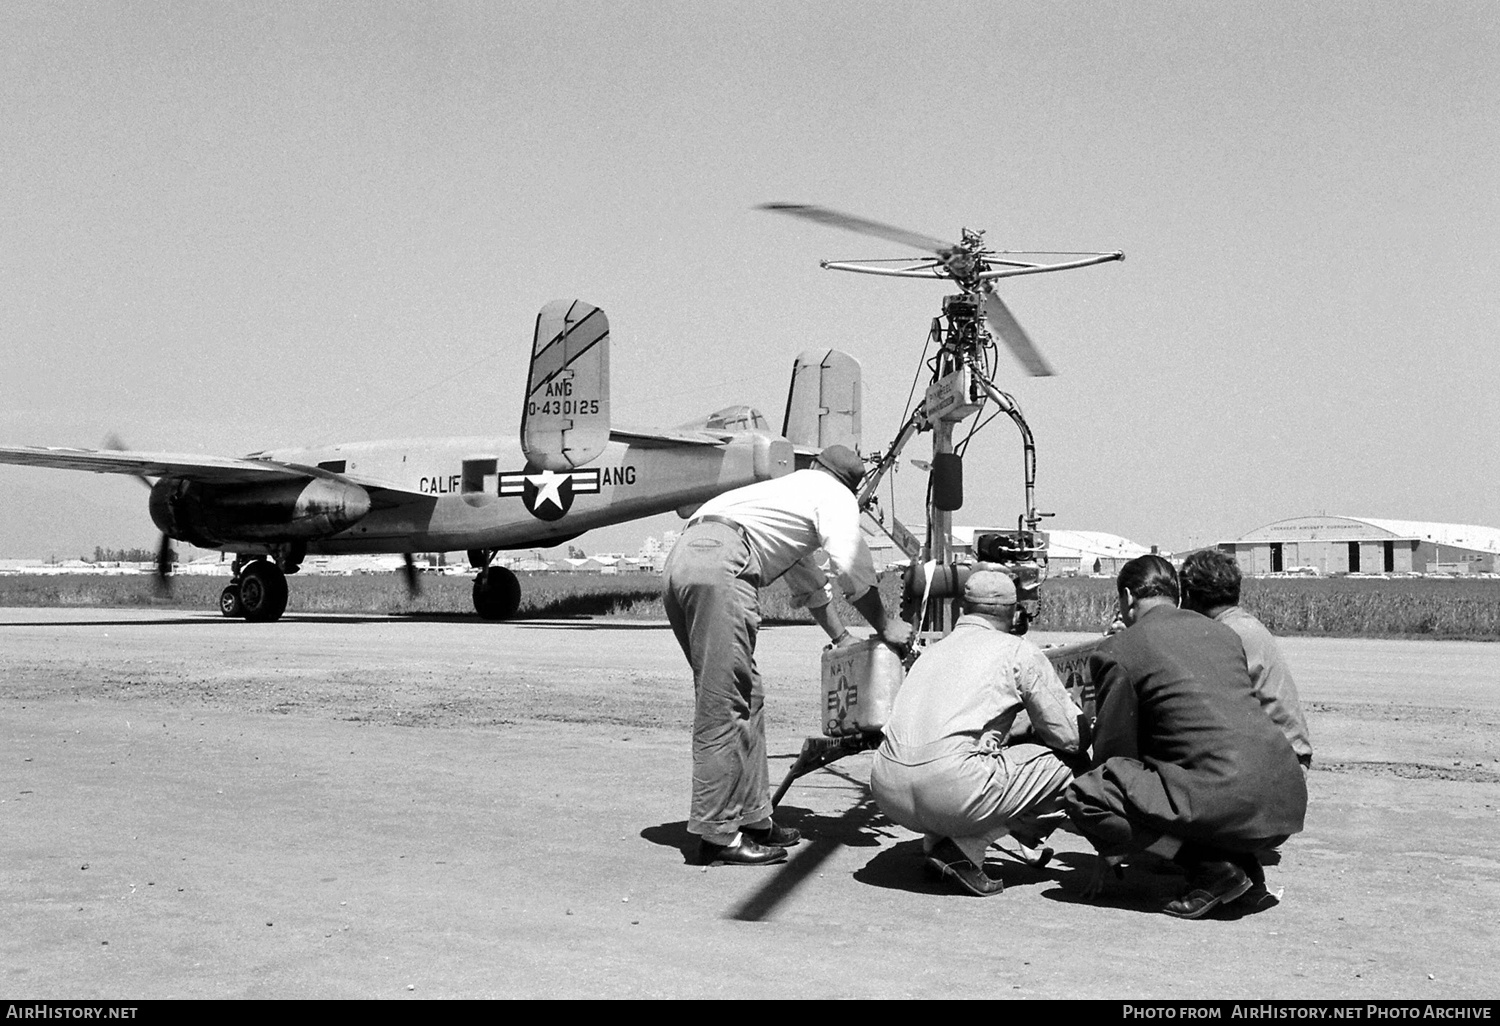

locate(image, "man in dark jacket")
[[1065, 555, 1308, 918]]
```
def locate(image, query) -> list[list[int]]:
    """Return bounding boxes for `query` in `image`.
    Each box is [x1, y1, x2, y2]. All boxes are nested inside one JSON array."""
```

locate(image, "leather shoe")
[[1163, 860, 1252, 919], [924, 838, 1004, 897], [744, 821, 801, 848], [1233, 881, 1281, 912], [698, 835, 788, 867]]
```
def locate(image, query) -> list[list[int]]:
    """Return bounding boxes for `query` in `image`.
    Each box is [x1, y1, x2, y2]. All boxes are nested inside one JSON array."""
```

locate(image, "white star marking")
[[527, 470, 567, 511]]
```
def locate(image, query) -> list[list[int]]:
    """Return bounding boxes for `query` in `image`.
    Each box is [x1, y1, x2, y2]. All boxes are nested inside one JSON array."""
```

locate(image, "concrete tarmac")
[[1, 608, 1497, 999]]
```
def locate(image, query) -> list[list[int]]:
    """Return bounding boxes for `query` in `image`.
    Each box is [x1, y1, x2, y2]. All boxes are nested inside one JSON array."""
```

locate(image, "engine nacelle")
[[149, 476, 372, 547]]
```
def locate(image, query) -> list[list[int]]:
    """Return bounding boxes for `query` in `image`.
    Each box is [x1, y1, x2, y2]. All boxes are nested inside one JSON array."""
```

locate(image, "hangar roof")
[[1233, 515, 1500, 555], [1351, 517, 1500, 554]]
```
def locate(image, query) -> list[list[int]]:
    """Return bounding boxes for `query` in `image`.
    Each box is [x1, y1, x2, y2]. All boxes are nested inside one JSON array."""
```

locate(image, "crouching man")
[[1179, 548, 1313, 773], [870, 570, 1088, 897], [1065, 555, 1308, 919]]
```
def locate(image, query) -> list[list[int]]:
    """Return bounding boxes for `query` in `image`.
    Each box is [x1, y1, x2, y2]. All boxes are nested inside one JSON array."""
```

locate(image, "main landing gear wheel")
[[472, 566, 521, 621], [238, 561, 289, 622], [219, 585, 243, 618]]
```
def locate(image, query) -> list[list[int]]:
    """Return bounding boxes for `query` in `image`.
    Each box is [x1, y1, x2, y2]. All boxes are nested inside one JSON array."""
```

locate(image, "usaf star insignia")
[[499, 468, 601, 521]]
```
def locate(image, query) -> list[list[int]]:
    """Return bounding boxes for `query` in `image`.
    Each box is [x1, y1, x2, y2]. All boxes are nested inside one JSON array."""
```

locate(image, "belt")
[[689, 514, 748, 542], [687, 515, 761, 584]]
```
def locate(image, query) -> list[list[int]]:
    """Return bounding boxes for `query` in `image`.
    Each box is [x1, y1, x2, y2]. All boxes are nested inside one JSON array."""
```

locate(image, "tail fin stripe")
[[529, 331, 608, 400], [530, 303, 606, 368], [528, 310, 609, 402]]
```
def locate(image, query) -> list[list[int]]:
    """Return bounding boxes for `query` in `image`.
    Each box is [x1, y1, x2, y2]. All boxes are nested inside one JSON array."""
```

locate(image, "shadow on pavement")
[[640, 820, 695, 861], [0, 616, 228, 628], [854, 838, 1075, 897], [1037, 851, 1187, 913], [639, 763, 898, 922], [638, 796, 886, 868], [511, 620, 674, 631], [0, 613, 681, 629]]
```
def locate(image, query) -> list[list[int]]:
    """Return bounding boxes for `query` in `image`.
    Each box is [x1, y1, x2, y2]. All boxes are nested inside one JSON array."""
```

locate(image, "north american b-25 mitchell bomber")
[[0, 299, 863, 622]]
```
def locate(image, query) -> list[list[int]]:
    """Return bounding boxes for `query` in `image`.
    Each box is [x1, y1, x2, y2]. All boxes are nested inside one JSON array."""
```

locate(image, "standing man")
[[1065, 555, 1307, 918], [870, 570, 1087, 897], [1179, 549, 1313, 771], [663, 445, 912, 867]]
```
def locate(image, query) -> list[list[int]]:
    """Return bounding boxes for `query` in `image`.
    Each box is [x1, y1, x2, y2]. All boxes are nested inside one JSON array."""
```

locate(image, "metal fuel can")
[[821, 638, 905, 737]]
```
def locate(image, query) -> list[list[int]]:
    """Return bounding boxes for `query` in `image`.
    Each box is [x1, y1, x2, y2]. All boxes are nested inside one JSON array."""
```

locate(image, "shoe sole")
[[925, 856, 1004, 897], [745, 833, 802, 848], [1163, 875, 1254, 919], [1000, 843, 1054, 870], [703, 851, 788, 868]]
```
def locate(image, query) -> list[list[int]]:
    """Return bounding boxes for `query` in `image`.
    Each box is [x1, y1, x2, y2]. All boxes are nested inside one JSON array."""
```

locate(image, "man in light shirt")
[[1178, 549, 1313, 770], [1179, 547, 1312, 911], [663, 445, 911, 867], [870, 570, 1087, 896]]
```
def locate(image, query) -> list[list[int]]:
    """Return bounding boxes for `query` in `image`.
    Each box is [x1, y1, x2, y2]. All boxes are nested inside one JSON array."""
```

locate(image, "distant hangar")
[[1221, 516, 1500, 575]]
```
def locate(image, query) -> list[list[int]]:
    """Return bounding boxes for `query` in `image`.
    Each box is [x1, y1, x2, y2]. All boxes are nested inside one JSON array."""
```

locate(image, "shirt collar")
[[1135, 602, 1176, 623], [954, 612, 1009, 632]]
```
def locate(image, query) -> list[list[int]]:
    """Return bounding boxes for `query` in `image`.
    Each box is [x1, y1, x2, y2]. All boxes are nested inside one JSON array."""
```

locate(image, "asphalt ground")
[[1, 607, 1497, 999]]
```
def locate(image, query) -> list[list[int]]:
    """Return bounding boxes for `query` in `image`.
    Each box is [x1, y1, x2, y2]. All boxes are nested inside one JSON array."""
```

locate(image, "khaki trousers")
[[662, 521, 771, 840], [871, 740, 1074, 856]]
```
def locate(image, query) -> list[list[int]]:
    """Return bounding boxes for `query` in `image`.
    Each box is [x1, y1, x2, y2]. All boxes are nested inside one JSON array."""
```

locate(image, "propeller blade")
[[982, 288, 1055, 377], [154, 534, 174, 595], [759, 203, 958, 256], [402, 554, 422, 596], [103, 433, 153, 489]]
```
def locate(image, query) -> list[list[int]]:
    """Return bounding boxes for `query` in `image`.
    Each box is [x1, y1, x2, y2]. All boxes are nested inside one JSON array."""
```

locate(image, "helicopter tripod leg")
[[770, 733, 883, 810]]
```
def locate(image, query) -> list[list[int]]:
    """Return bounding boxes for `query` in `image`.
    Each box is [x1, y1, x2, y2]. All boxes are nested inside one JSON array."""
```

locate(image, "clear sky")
[[3, 0, 1497, 559]]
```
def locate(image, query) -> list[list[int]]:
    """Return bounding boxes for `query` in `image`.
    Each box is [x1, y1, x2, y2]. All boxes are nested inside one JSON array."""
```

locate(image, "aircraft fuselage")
[[154, 431, 792, 556]]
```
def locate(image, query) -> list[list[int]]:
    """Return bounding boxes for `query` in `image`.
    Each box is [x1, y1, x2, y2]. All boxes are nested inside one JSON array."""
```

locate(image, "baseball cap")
[[964, 569, 1017, 609]]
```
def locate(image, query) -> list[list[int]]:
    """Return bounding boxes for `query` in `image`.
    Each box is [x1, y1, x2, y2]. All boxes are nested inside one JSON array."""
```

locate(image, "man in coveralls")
[[870, 570, 1087, 896], [663, 445, 911, 867]]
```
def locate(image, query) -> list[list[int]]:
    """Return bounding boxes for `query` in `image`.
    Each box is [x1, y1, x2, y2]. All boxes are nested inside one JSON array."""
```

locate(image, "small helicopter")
[[760, 203, 1123, 633], [757, 203, 1124, 802]]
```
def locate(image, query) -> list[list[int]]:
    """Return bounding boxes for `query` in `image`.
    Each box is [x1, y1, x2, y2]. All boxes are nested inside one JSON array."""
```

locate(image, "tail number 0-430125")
[[528, 399, 600, 417]]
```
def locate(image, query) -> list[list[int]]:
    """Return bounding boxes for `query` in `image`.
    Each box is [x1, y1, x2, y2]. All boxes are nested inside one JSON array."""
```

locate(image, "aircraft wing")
[[0, 445, 430, 502], [0, 444, 317, 484], [608, 428, 728, 448]]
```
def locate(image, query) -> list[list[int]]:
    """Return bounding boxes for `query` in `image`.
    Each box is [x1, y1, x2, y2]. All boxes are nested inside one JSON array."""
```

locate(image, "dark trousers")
[[1066, 759, 1289, 860], [662, 521, 771, 839]]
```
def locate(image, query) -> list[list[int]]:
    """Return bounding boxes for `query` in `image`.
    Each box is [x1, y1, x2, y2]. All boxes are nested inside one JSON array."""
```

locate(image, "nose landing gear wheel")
[[219, 584, 243, 618], [472, 566, 521, 620], [238, 561, 289, 622]]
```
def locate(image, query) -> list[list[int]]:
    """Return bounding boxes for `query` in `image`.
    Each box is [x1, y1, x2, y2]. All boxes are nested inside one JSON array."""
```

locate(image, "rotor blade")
[[982, 289, 1055, 377], [759, 203, 958, 256], [402, 554, 422, 597], [154, 534, 174, 595]]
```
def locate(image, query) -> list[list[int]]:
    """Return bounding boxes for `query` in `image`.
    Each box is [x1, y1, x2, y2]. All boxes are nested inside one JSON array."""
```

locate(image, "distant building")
[[1043, 530, 1154, 576], [1220, 516, 1500, 575], [949, 527, 1151, 576], [636, 533, 676, 573]]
